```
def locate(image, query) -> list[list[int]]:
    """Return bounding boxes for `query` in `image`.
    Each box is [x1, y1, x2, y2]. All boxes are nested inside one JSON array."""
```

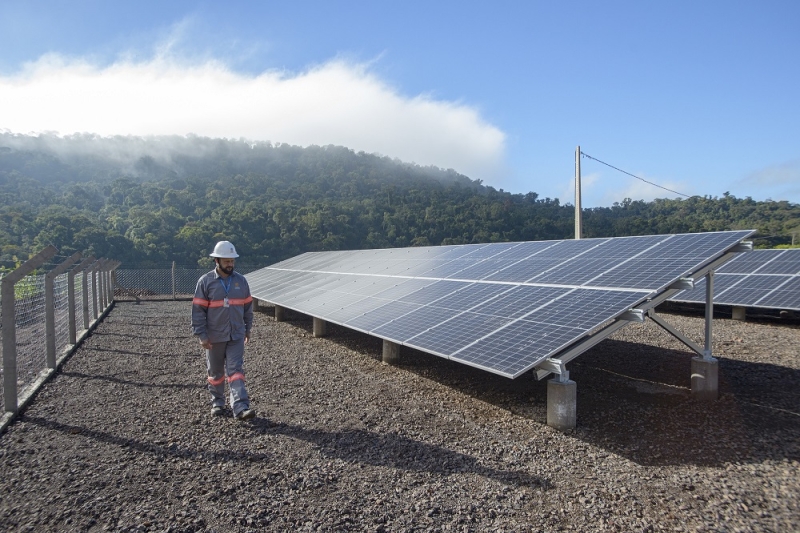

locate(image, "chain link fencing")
[[2, 274, 47, 409], [114, 264, 263, 301], [1, 259, 262, 425], [1, 272, 98, 412], [1, 252, 111, 421]]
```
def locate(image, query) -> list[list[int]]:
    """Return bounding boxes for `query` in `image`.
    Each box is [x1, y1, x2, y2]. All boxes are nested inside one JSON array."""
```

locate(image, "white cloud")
[[0, 54, 506, 183], [737, 161, 800, 203], [743, 159, 800, 187], [558, 171, 599, 206]]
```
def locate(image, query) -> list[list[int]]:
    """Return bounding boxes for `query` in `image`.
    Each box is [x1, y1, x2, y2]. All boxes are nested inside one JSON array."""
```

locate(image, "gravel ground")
[[0, 299, 798, 532]]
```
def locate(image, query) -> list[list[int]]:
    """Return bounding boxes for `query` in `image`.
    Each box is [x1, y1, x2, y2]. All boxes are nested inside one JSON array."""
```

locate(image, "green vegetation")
[[1, 134, 798, 267]]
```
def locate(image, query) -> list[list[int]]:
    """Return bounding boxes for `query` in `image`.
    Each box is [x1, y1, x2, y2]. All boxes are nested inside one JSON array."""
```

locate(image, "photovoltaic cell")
[[521, 289, 645, 331], [711, 275, 786, 304], [533, 236, 663, 285], [371, 305, 459, 344], [754, 256, 800, 275], [717, 249, 784, 274], [452, 320, 585, 377], [406, 312, 512, 357], [419, 260, 477, 279], [478, 286, 568, 320], [446, 259, 513, 280], [485, 257, 569, 283], [311, 289, 371, 310], [248, 230, 755, 378], [758, 277, 800, 309], [373, 278, 438, 300], [676, 274, 745, 303], [325, 296, 386, 324], [398, 280, 465, 304], [671, 249, 800, 311], [346, 300, 421, 332], [432, 283, 513, 312]]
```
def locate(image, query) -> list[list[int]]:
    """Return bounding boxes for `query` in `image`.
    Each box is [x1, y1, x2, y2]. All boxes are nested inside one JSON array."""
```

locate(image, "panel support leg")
[[547, 372, 576, 431], [691, 356, 719, 400], [313, 317, 327, 338], [382, 340, 400, 365], [274, 305, 286, 322], [732, 306, 746, 321]]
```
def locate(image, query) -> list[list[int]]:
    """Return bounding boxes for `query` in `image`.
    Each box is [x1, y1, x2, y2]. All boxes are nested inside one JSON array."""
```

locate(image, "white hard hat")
[[210, 241, 239, 258]]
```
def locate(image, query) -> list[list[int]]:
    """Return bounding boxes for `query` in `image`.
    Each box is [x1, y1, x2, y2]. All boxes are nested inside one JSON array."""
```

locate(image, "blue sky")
[[1, 1, 798, 207]]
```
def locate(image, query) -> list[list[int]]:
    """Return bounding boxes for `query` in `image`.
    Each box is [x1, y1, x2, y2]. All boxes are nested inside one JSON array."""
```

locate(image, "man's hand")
[[200, 339, 212, 350], [244, 333, 250, 345]]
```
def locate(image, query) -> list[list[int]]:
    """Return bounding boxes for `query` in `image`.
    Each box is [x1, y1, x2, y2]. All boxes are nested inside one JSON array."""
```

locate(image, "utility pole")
[[575, 146, 582, 239]]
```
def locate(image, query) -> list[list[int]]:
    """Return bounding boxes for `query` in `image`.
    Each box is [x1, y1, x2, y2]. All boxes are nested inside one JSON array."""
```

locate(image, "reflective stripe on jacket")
[[191, 269, 253, 344]]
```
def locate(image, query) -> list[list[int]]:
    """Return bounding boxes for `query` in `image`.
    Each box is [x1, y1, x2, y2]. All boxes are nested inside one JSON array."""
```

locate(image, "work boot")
[[235, 409, 255, 420], [211, 406, 225, 417]]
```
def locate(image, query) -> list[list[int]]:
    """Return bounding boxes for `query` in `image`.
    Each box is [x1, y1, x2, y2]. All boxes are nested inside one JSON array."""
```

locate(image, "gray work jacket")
[[192, 269, 253, 344]]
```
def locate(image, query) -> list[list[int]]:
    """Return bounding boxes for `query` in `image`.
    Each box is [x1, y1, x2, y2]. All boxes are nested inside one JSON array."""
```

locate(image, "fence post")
[[108, 261, 120, 306], [111, 263, 119, 303], [45, 252, 82, 370], [82, 258, 96, 329], [2, 245, 58, 414], [102, 260, 113, 310], [68, 256, 95, 344], [91, 260, 102, 320], [172, 261, 177, 300], [98, 260, 106, 311], [100, 260, 109, 311]]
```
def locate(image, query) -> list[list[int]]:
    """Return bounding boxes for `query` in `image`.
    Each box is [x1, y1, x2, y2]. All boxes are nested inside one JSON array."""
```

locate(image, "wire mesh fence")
[[114, 264, 263, 301], [13, 274, 47, 400], [1, 253, 116, 417], [54, 274, 70, 357], [1, 259, 262, 417]]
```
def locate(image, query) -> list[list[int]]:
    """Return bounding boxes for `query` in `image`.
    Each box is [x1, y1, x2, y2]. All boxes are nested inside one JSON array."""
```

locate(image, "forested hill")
[[0, 133, 798, 268]]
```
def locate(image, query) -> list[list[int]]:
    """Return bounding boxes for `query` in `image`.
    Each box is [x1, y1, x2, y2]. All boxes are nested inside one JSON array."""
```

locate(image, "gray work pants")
[[206, 338, 250, 416]]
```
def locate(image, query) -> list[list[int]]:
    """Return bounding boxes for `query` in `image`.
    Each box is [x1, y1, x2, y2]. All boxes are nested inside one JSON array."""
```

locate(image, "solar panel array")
[[671, 248, 800, 311], [247, 230, 754, 378]]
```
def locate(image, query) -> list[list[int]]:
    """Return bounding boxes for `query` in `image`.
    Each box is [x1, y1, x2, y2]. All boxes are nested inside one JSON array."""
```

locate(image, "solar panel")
[[671, 248, 800, 311], [248, 230, 755, 378]]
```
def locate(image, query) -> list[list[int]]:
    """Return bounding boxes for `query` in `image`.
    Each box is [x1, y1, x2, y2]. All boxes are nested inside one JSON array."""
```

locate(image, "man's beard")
[[220, 265, 234, 275]]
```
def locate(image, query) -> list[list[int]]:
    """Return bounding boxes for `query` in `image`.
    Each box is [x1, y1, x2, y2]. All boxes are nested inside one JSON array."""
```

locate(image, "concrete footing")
[[691, 356, 719, 400], [313, 317, 327, 338], [274, 305, 285, 322], [732, 306, 746, 321], [547, 377, 577, 431], [382, 340, 401, 364]]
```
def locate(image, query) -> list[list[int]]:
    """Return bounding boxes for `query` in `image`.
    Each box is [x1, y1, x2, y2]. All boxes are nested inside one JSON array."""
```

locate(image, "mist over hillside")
[[0, 132, 481, 188]]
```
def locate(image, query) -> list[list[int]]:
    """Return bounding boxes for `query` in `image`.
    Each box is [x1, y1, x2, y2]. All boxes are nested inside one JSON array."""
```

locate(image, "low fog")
[[0, 132, 481, 188], [0, 57, 506, 185]]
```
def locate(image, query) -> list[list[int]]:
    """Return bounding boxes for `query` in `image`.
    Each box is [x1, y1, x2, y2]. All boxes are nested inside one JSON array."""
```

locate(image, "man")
[[191, 240, 256, 420]]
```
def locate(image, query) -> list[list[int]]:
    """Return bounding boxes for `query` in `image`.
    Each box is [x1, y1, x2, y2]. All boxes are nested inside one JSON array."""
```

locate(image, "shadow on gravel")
[[246, 419, 551, 490], [21, 415, 273, 463], [264, 311, 800, 469], [107, 321, 185, 327], [60, 371, 203, 390], [79, 346, 168, 357], [89, 331, 152, 340], [571, 339, 800, 468]]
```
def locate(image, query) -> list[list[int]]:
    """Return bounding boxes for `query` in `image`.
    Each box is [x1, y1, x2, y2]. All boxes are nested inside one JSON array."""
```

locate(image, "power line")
[[580, 151, 692, 199]]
